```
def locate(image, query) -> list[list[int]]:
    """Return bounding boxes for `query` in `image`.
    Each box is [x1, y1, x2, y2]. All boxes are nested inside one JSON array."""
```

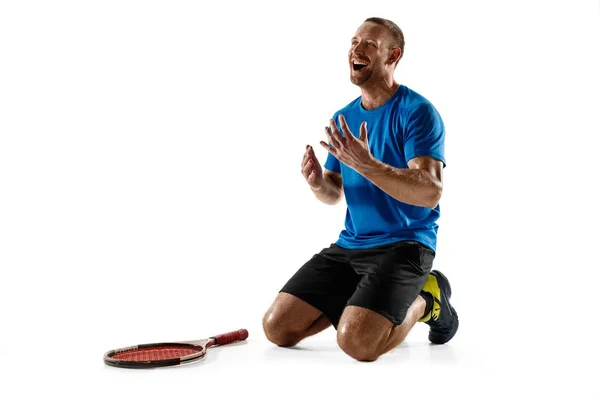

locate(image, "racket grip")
[[211, 329, 249, 345]]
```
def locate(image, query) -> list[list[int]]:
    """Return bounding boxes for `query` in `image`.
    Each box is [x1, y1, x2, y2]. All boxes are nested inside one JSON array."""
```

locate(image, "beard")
[[350, 67, 373, 86], [350, 58, 384, 87]]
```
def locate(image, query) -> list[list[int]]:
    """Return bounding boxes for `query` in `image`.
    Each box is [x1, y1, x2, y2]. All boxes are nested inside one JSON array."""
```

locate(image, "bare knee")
[[336, 306, 401, 362], [262, 309, 301, 347], [263, 292, 327, 347], [336, 324, 381, 362]]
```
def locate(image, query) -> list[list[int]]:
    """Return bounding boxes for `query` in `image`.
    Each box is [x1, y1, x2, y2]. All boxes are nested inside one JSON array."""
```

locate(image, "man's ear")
[[388, 48, 402, 64]]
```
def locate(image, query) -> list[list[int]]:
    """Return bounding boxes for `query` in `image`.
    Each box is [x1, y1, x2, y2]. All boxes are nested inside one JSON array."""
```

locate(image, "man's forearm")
[[311, 176, 343, 205], [360, 160, 442, 209]]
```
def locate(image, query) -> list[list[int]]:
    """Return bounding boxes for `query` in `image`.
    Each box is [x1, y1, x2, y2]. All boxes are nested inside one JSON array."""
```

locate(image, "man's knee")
[[262, 310, 301, 347], [336, 323, 382, 362], [336, 307, 397, 362]]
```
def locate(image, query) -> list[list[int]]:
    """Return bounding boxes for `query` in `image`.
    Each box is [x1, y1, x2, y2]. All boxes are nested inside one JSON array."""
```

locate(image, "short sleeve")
[[404, 102, 446, 167]]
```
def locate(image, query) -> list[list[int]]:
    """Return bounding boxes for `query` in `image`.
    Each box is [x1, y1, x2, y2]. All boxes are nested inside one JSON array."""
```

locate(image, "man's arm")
[[320, 115, 443, 209], [311, 170, 344, 205], [360, 156, 442, 209]]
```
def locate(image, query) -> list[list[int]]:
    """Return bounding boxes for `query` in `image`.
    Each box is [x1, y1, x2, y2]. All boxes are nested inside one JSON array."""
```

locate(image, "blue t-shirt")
[[324, 85, 446, 252]]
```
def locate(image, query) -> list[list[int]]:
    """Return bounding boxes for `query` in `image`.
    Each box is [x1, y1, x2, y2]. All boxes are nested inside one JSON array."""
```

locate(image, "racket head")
[[104, 340, 209, 369]]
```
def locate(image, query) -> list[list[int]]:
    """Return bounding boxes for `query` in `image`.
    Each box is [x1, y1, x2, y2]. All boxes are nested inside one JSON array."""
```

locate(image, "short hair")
[[364, 17, 405, 62]]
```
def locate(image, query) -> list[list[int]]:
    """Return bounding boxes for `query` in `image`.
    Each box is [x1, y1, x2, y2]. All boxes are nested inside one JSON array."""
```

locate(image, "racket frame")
[[103, 338, 213, 369], [104, 329, 248, 369]]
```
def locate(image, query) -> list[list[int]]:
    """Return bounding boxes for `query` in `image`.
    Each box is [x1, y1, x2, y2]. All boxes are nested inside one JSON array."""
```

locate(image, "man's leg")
[[333, 240, 437, 361], [262, 244, 360, 347], [336, 296, 427, 362], [263, 293, 332, 347], [337, 268, 459, 361]]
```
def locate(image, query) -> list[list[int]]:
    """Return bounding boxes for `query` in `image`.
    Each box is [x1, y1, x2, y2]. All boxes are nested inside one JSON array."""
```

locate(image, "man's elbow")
[[424, 182, 443, 209], [326, 190, 344, 205]]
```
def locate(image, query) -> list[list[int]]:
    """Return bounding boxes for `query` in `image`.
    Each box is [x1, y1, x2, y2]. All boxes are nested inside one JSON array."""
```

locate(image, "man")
[[262, 17, 458, 362]]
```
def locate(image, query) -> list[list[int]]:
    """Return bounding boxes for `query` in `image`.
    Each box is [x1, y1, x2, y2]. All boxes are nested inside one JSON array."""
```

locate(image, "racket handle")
[[211, 329, 249, 345]]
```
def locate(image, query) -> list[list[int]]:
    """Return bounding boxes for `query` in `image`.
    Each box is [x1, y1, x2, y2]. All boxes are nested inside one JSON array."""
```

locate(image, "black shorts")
[[280, 240, 434, 328]]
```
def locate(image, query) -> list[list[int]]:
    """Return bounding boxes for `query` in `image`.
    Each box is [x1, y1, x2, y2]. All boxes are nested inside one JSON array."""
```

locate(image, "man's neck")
[[360, 79, 400, 110]]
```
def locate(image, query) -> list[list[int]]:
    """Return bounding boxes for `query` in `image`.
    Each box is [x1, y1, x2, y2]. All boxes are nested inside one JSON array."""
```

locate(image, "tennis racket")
[[104, 328, 248, 369]]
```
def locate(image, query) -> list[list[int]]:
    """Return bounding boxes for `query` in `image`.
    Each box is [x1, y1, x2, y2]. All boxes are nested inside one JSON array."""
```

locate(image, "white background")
[[1, 0, 599, 399]]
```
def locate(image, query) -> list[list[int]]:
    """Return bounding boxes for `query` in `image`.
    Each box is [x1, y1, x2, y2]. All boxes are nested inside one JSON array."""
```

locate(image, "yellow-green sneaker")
[[419, 270, 459, 344]]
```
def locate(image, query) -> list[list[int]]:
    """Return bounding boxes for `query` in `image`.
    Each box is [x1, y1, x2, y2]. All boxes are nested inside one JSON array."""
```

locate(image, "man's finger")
[[359, 121, 368, 142], [325, 126, 342, 149], [301, 152, 308, 168], [301, 145, 316, 167], [338, 114, 354, 140], [307, 169, 316, 184], [329, 119, 344, 139], [301, 159, 311, 174], [302, 159, 316, 177]]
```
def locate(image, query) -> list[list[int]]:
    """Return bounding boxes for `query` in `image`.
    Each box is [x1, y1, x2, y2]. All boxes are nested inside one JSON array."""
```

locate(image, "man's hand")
[[301, 145, 324, 190], [319, 114, 376, 173], [300, 144, 344, 205], [319, 114, 442, 208]]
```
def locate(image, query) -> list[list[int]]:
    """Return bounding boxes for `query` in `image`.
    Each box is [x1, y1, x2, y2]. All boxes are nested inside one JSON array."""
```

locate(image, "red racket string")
[[112, 346, 200, 362]]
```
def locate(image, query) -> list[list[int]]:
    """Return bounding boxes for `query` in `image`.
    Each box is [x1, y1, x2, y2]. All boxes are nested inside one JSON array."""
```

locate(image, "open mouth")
[[352, 61, 368, 71]]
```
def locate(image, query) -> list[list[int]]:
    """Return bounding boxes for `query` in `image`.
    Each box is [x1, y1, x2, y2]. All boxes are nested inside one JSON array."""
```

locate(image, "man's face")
[[348, 22, 393, 86]]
